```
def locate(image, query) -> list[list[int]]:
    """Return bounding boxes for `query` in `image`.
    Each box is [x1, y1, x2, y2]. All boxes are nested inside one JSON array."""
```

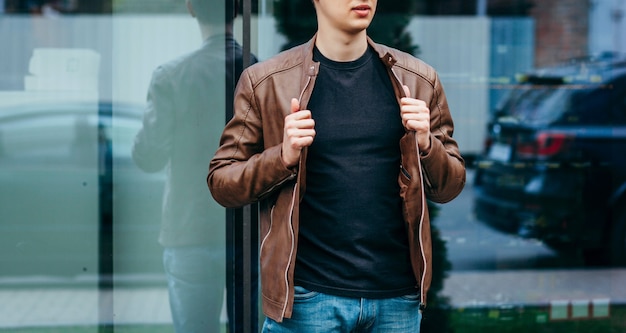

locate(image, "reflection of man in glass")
[[132, 1, 255, 332]]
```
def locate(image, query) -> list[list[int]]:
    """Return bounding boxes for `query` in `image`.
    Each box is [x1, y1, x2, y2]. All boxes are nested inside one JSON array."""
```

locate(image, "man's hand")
[[401, 85, 431, 154], [282, 98, 316, 168]]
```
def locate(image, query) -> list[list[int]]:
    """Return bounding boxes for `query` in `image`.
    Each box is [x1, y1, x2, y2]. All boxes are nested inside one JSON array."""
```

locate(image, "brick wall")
[[530, 0, 590, 67]]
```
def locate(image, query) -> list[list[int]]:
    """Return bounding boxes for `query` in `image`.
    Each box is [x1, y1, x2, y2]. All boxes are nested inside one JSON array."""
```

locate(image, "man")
[[132, 1, 256, 332], [208, 0, 466, 331]]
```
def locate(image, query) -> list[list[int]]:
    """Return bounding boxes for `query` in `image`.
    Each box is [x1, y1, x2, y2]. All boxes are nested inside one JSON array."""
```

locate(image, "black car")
[[0, 101, 165, 280], [473, 53, 626, 266]]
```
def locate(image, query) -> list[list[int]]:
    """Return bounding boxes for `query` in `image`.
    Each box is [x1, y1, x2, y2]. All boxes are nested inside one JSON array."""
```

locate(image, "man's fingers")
[[291, 98, 300, 113], [402, 85, 411, 98]]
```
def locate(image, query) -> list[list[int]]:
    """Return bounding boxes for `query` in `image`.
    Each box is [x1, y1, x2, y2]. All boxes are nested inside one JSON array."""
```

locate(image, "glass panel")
[[0, 1, 234, 332], [0, 14, 102, 330], [1, 1, 625, 332]]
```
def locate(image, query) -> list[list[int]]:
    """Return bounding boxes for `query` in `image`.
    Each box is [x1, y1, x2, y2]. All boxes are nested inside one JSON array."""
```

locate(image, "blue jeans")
[[262, 286, 422, 333], [163, 246, 225, 333]]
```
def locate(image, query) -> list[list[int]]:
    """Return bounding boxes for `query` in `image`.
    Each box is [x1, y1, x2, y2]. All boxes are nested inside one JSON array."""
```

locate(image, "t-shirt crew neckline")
[[313, 46, 373, 70]]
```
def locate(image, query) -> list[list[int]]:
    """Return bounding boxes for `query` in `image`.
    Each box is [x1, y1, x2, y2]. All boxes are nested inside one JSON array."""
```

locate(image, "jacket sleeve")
[[420, 71, 466, 203], [132, 66, 175, 173], [207, 69, 296, 208]]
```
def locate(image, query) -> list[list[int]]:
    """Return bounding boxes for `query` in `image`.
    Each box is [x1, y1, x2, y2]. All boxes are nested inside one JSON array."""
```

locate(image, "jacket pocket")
[[400, 165, 412, 183]]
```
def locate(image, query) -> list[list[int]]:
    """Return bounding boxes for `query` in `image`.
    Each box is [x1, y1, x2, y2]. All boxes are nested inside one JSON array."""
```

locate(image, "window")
[[1, 1, 625, 332]]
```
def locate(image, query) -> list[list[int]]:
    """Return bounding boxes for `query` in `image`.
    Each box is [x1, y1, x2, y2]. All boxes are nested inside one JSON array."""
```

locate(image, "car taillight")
[[517, 132, 571, 158], [483, 136, 493, 154]]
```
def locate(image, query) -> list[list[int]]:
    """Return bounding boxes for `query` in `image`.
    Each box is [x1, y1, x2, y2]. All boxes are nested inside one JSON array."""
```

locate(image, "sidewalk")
[[0, 274, 228, 328], [1, 269, 625, 328], [442, 269, 626, 307], [0, 287, 173, 328], [0, 286, 232, 328]]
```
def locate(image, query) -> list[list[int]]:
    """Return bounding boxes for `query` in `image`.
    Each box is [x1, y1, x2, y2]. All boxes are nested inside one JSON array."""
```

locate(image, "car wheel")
[[542, 237, 571, 253], [542, 238, 596, 266], [610, 205, 626, 267]]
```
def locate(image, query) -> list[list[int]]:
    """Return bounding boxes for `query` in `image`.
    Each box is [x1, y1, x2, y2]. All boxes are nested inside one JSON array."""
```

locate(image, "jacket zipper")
[[279, 71, 314, 320], [416, 141, 428, 310], [257, 173, 297, 201], [280, 182, 298, 320], [389, 62, 429, 310], [298, 73, 313, 107]]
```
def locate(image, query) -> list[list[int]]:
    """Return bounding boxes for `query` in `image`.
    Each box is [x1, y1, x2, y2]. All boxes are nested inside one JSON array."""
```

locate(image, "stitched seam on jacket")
[[230, 100, 254, 160]]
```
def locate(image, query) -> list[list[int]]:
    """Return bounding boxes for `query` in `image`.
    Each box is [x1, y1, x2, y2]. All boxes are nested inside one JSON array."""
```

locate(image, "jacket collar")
[[302, 34, 398, 68]]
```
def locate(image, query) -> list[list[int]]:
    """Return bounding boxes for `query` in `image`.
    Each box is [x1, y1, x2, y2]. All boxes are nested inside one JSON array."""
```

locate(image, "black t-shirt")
[[294, 46, 417, 299]]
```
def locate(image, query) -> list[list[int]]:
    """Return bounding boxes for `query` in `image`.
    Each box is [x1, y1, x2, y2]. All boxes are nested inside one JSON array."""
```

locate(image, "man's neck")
[[314, 29, 369, 62], [199, 23, 233, 41]]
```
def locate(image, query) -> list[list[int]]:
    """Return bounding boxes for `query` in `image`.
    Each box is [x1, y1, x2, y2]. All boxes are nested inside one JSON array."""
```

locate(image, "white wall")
[[0, 15, 202, 107], [589, 0, 626, 55], [111, 15, 200, 104], [408, 17, 491, 156]]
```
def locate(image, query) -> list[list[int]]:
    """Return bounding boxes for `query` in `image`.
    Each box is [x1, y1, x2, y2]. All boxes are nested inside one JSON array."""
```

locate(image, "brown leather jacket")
[[208, 35, 466, 322]]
